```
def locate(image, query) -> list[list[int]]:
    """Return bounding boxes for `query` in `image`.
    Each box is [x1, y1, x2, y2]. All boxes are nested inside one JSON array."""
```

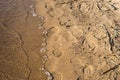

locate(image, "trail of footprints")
[[43, 0, 120, 80]]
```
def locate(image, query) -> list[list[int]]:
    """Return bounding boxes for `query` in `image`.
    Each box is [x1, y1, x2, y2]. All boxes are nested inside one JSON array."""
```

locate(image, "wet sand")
[[0, 0, 47, 80], [0, 0, 120, 80]]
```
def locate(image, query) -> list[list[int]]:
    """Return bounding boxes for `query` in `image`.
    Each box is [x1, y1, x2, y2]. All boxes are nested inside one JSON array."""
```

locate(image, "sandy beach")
[[0, 0, 120, 80], [35, 0, 120, 80]]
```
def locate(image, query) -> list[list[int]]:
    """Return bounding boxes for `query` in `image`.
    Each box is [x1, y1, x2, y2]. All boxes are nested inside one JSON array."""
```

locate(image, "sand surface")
[[0, 0, 120, 80], [35, 0, 120, 80], [0, 0, 47, 80]]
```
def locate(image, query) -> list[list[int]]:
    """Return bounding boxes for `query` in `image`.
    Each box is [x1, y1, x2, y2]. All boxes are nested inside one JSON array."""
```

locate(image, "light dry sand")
[[35, 0, 120, 80]]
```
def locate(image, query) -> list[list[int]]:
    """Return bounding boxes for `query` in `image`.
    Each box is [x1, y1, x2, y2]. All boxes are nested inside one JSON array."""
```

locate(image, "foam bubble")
[[43, 30, 48, 34], [30, 5, 33, 8], [32, 13, 37, 16], [38, 26, 43, 29], [39, 67, 53, 80], [39, 67, 45, 71], [43, 55, 48, 61], [41, 42, 47, 46], [39, 16, 44, 20], [40, 48, 47, 53]]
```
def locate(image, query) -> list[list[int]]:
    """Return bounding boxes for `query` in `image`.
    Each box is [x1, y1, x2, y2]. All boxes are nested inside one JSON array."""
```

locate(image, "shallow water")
[[0, 0, 47, 80]]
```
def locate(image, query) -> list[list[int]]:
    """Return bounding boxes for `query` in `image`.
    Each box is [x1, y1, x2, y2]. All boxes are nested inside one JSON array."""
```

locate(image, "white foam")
[[43, 30, 48, 34], [39, 16, 44, 20], [32, 13, 37, 16], [33, 1, 52, 79], [41, 42, 47, 46], [40, 48, 47, 53], [30, 5, 33, 8], [39, 67, 53, 80], [43, 55, 48, 61], [38, 26, 43, 29]]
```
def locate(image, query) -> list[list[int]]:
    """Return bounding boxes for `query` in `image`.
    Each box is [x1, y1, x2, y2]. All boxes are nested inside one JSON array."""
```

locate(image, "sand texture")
[[0, 0, 120, 80], [0, 0, 47, 80], [35, 0, 120, 80]]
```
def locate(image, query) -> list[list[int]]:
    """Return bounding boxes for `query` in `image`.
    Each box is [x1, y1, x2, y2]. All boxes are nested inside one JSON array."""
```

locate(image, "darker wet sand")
[[1, 0, 120, 80], [0, 0, 47, 80]]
